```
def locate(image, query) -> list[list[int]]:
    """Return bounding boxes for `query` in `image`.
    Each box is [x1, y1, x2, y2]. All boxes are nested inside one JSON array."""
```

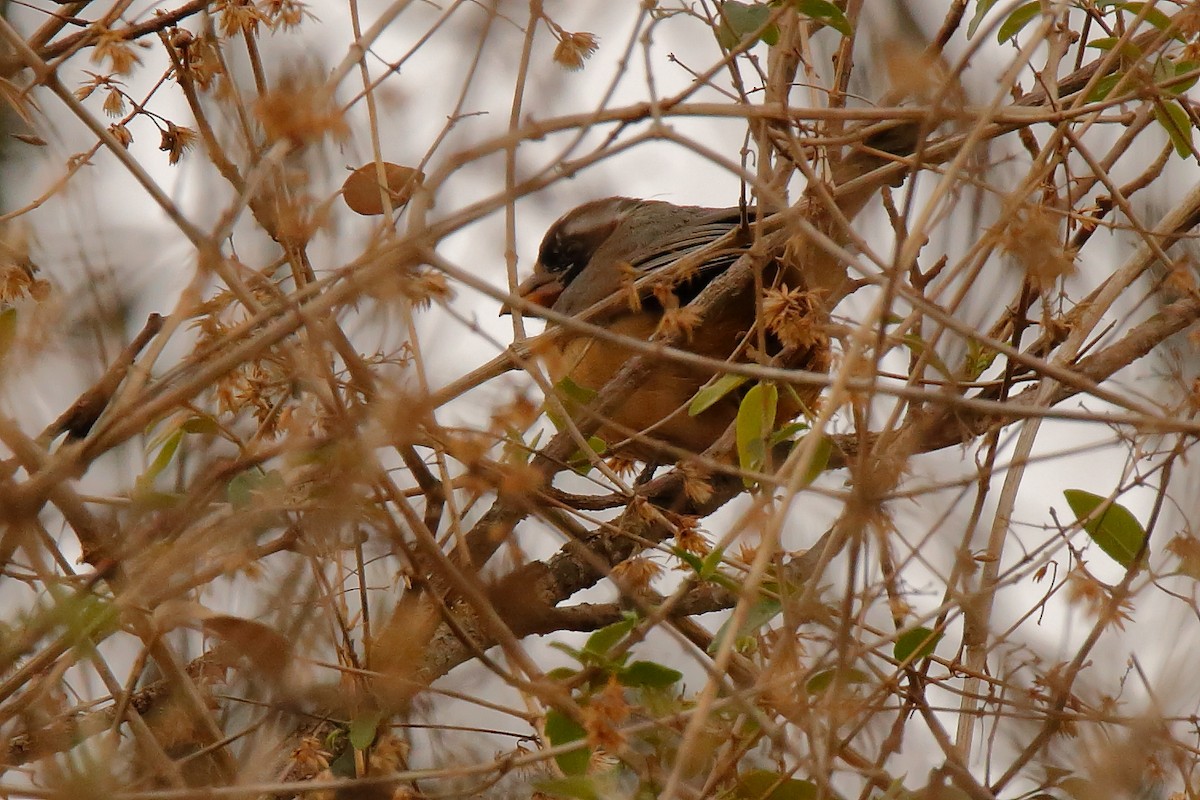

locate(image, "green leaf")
[[792, 0, 851, 36], [736, 382, 778, 484], [0, 307, 15, 361], [791, 433, 831, 487], [674, 547, 706, 574], [699, 545, 726, 580], [227, 474, 254, 507], [1086, 72, 1126, 103], [347, 712, 381, 750], [738, 770, 818, 800], [901, 332, 954, 382], [996, 2, 1042, 43], [894, 626, 943, 662], [533, 775, 600, 800], [1154, 99, 1194, 159], [1063, 489, 1148, 567], [64, 593, 120, 644], [618, 660, 683, 688], [767, 421, 810, 447], [549, 641, 585, 662], [689, 373, 748, 416], [718, 1, 776, 49], [805, 667, 871, 693], [548, 376, 599, 431], [130, 488, 183, 510], [568, 436, 607, 474], [1114, 2, 1179, 39], [1167, 59, 1200, 95], [1084, 36, 1143, 60], [962, 338, 997, 380], [547, 666, 579, 681], [556, 375, 598, 405], [140, 429, 183, 487], [181, 415, 220, 435], [583, 615, 637, 658], [709, 596, 783, 655], [966, 0, 1002, 39], [544, 710, 591, 776]]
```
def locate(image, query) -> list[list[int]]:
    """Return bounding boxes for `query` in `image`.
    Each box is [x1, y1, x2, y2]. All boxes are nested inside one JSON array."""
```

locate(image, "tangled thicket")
[[4, 2, 1200, 799]]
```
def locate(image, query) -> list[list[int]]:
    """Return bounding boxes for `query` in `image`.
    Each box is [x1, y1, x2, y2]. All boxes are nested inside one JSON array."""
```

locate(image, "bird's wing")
[[626, 210, 756, 304]]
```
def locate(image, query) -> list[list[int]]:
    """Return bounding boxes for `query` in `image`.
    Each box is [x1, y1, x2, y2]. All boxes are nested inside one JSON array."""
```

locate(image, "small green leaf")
[[130, 488, 183, 510], [0, 307, 15, 361], [674, 547, 705, 574], [181, 415, 220, 435], [1063, 489, 1148, 567], [699, 546, 726, 580], [568, 436, 607, 474], [347, 712, 381, 750], [736, 382, 778, 484], [548, 641, 586, 661], [689, 373, 748, 416], [767, 421, 809, 447], [618, 660, 683, 688], [556, 375, 598, 405], [1086, 73, 1126, 103], [1154, 99, 1194, 159], [718, 1, 775, 49], [966, 0, 1002, 39], [547, 666, 578, 681], [962, 338, 997, 380], [805, 667, 872, 693], [544, 710, 591, 776], [894, 626, 942, 662], [901, 332, 954, 382], [140, 429, 183, 486], [226, 469, 275, 509], [1083, 36, 1143, 59], [584, 615, 637, 658], [1167, 59, 1200, 95], [738, 770, 818, 800], [792, 0, 851, 36], [1114, 3, 1179, 39], [709, 596, 782, 655], [791, 433, 831, 487], [996, 2, 1042, 43], [533, 775, 601, 800]]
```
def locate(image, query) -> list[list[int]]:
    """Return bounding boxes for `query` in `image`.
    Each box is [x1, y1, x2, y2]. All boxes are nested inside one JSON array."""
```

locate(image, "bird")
[[504, 196, 833, 462]]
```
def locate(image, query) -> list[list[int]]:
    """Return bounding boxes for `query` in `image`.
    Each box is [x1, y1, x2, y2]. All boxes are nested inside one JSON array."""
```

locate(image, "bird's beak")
[[499, 269, 564, 316]]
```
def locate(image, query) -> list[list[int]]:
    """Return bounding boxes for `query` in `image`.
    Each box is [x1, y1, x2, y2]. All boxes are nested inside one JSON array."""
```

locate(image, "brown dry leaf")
[[583, 676, 629, 752], [255, 77, 350, 148], [201, 614, 295, 680], [611, 556, 663, 594], [762, 284, 827, 350], [552, 31, 599, 70], [1001, 205, 1077, 289], [342, 162, 425, 216], [91, 29, 143, 74], [882, 38, 952, 102], [680, 462, 713, 505], [673, 516, 711, 556], [0, 77, 36, 126], [657, 304, 701, 341]]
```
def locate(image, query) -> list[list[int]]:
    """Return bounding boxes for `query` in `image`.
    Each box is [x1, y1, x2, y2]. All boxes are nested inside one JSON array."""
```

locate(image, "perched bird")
[[506, 197, 832, 461]]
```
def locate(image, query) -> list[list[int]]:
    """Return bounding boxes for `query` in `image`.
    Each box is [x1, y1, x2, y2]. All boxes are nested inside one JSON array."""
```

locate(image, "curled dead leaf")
[[341, 162, 424, 216]]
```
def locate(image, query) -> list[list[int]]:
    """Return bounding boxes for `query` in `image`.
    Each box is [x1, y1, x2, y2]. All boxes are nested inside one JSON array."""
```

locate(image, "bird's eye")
[[537, 207, 622, 285], [538, 231, 591, 282]]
